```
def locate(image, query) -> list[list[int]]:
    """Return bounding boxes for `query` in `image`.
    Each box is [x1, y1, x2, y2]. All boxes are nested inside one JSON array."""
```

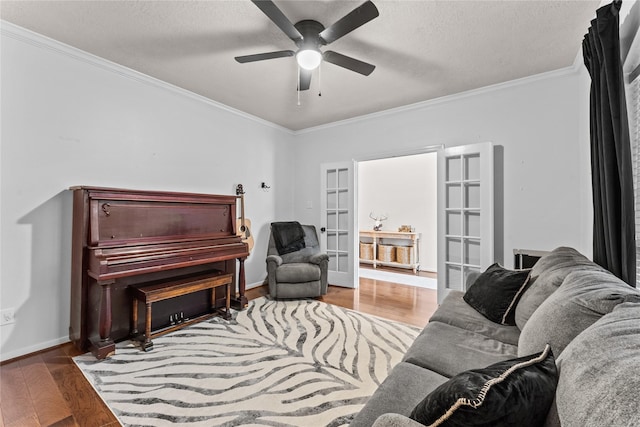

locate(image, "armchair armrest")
[[372, 413, 424, 427], [309, 252, 329, 265], [266, 254, 282, 298], [266, 255, 283, 267]]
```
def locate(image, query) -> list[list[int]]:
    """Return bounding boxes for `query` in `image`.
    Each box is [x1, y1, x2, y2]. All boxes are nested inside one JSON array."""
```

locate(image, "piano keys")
[[69, 186, 250, 359]]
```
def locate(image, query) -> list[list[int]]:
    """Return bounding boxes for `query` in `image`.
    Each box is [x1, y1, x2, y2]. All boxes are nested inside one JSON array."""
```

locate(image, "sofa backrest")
[[515, 247, 640, 426], [518, 268, 640, 357], [514, 247, 604, 330], [544, 302, 640, 427], [267, 224, 321, 263]]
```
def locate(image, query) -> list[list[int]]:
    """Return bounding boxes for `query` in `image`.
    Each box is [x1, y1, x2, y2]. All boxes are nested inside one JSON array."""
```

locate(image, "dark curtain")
[[583, 0, 636, 286]]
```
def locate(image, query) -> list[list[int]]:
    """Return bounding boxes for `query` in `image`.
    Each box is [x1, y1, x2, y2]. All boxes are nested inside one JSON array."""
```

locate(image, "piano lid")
[[73, 186, 239, 248]]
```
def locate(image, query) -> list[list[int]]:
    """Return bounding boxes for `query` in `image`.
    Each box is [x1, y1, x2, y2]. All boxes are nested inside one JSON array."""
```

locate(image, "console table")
[[359, 230, 421, 273]]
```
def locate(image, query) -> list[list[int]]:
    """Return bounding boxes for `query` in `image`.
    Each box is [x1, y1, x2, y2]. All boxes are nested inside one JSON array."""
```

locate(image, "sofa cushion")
[[548, 302, 640, 427], [301, 224, 319, 247], [349, 362, 449, 427], [462, 263, 531, 325], [272, 280, 321, 299], [403, 322, 518, 378], [429, 291, 520, 346], [514, 247, 602, 330], [372, 413, 425, 427], [518, 269, 640, 357], [275, 262, 321, 282], [409, 345, 557, 427], [280, 247, 322, 264]]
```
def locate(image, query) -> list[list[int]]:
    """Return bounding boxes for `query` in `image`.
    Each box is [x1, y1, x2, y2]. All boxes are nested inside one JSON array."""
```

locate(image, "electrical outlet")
[[0, 308, 15, 326]]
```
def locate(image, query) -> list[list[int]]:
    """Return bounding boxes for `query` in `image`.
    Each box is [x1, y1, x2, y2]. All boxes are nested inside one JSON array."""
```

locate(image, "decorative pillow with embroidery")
[[463, 263, 531, 325], [409, 345, 557, 427]]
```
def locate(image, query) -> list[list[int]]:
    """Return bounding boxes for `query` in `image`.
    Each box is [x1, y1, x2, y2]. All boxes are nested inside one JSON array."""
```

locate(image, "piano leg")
[[90, 280, 116, 359], [232, 257, 248, 309], [131, 298, 139, 337], [142, 302, 154, 352]]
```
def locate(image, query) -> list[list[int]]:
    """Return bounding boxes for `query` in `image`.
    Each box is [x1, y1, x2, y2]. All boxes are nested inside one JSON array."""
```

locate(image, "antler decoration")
[[369, 212, 388, 231]]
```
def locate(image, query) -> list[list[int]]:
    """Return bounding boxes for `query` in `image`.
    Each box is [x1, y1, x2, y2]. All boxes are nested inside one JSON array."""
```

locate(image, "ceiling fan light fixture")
[[296, 49, 322, 70]]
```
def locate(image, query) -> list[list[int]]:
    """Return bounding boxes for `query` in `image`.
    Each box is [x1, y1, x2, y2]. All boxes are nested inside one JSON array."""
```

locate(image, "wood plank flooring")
[[0, 278, 437, 427]]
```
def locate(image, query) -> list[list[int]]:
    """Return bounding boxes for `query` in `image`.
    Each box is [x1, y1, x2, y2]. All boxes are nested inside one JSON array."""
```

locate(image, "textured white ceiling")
[[1, 0, 599, 131]]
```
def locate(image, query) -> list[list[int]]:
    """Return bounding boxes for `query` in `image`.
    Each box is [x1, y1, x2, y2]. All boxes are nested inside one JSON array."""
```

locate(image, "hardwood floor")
[[0, 279, 437, 427], [0, 343, 119, 427]]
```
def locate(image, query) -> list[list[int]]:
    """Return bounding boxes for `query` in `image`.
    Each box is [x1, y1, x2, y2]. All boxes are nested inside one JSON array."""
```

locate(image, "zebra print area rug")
[[74, 297, 420, 426]]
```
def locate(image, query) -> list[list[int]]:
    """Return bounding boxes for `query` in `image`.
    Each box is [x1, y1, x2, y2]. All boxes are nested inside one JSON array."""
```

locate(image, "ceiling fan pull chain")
[[319, 63, 322, 97], [297, 65, 301, 106]]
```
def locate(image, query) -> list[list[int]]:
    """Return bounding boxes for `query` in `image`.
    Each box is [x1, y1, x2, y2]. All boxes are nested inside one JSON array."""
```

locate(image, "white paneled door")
[[437, 143, 494, 303], [320, 161, 357, 288]]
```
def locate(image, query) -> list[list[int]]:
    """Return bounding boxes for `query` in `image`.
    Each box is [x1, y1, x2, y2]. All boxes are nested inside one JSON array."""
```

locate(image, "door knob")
[[320, 227, 326, 233]]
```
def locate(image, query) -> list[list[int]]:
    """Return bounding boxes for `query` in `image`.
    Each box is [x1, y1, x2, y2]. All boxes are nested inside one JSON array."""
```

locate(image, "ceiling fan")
[[235, 0, 379, 91]]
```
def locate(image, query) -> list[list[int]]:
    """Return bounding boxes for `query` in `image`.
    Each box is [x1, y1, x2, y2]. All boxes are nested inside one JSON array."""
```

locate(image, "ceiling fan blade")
[[251, 0, 303, 42], [299, 69, 312, 91], [235, 50, 295, 63], [319, 0, 379, 45], [323, 51, 375, 76]]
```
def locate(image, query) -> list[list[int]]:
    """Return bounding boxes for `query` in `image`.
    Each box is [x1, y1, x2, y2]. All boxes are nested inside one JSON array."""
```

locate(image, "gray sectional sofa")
[[350, 247, 640, 427]]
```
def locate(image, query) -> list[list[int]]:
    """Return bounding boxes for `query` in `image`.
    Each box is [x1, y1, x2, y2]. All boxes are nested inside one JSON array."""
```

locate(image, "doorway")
[[357, 152, 438, 289], [322, 143, 494, 297]]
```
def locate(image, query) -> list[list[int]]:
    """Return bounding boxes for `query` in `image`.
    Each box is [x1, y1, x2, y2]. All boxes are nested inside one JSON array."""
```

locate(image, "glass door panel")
[[437, 143, 494, 303], [321, 161, 356, 288]]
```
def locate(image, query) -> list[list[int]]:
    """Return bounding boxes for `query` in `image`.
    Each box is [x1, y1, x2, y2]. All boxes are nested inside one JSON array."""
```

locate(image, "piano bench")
[[129, 272, 233, 351]]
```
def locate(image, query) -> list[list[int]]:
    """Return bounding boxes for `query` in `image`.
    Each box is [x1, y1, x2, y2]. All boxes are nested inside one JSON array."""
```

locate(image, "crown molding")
[[294, 64, 581, 135], [0, 20, 295, 135]]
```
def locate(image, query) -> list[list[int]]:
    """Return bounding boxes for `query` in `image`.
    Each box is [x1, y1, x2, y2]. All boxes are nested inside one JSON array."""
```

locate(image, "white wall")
[[293, 68, 592, 268], [358, 153, 437, 271], [0, 24, 296, 360]]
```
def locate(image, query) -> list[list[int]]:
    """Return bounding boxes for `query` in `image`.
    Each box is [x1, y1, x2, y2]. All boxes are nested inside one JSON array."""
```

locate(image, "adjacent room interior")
[[357, 152, 437, 289]]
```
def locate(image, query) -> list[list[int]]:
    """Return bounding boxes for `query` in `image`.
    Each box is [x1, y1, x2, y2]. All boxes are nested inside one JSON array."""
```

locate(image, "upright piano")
[[69, 186, 250, 359]]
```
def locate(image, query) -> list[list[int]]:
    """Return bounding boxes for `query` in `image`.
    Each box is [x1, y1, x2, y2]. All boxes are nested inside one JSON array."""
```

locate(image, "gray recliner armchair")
[[266, 222, 329, 299]]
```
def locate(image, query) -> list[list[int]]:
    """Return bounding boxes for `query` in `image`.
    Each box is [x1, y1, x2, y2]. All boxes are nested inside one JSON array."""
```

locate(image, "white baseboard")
[[0, 336, 70, 363], [359, 268, 437, 290], [246, 280, 266, 290]]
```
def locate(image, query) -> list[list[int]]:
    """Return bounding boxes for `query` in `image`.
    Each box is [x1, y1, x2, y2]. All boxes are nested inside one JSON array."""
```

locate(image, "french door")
[[437, 143, 494, 303], [320, 161, 357, 288]]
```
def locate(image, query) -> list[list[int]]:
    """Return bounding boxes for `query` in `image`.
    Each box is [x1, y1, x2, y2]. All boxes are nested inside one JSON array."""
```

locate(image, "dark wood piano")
[[69, 186, 250, 359]]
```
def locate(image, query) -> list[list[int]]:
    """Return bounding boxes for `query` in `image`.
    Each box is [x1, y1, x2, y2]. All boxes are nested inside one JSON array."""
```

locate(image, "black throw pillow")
[[409, 345, 557, 427], [463, 263, 530, 325]]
